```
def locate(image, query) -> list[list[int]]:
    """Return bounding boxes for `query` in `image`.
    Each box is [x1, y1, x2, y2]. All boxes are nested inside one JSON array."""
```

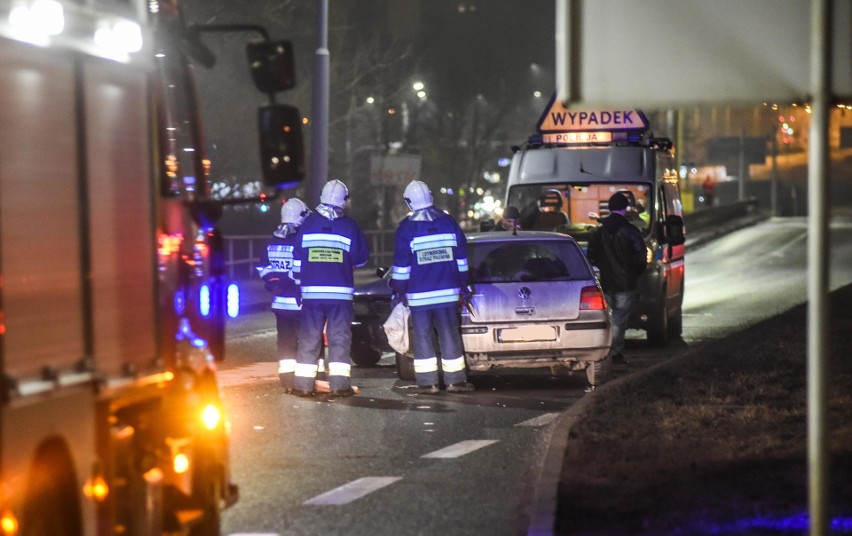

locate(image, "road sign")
[[536, 94, 648, 134], [370, 154, 421, 186]]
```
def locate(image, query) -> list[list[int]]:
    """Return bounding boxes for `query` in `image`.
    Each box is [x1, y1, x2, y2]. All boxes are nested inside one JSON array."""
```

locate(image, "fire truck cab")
[[0, 0, 302, 534]]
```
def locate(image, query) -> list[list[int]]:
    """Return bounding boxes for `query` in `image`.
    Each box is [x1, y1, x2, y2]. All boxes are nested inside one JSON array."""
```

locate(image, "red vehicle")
[[0, 0, 301, 534]]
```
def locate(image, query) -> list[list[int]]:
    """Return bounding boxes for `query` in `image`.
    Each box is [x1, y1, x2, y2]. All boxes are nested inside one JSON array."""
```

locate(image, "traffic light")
[[247, 40, 296, 94], [258, 104, 304, 189]]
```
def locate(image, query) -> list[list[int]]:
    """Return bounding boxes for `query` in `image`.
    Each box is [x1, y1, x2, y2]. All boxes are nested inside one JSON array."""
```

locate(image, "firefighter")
[[256, 198, 310, 392], [390, 180, 475, 394], [291, 180, 370, 397]]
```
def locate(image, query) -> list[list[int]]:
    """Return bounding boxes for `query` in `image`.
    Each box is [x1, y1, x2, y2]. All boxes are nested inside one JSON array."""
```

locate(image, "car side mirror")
[[247, 40, 296, 93], [664, 215, 686, 246], [258, 104, 304, 188]]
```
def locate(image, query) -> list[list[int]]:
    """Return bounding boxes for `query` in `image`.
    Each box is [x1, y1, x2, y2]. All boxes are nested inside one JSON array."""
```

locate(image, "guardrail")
[[223, 229, 396, 280], [683, 198, 760, 230], [223, 200, 764, 280]]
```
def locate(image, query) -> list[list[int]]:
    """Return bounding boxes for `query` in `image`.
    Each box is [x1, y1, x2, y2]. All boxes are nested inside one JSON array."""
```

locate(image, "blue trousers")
[[294, 301, 353, 392], [410, 305, 468, 387], [605, 290, 636, 356]]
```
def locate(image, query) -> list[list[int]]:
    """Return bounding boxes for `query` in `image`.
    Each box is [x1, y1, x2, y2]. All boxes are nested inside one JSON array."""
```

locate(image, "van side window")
[[657, 188, 667, 221], [663, 183, 683, 217]]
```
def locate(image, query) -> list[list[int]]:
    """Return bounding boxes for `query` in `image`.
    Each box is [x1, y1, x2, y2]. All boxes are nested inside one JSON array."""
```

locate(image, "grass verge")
[[557, 283, 852, 536]]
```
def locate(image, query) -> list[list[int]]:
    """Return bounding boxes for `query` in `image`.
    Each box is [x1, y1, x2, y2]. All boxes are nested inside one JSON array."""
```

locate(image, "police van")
[[504, 97, 686, 346]]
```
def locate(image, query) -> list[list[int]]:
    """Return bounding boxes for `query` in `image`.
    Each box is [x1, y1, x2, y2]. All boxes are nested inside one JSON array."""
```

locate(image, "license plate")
[[497, 325, 556, 342]]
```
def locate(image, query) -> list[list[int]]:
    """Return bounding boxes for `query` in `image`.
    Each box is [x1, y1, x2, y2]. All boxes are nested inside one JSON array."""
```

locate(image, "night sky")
[[390, 1, 557, 105]]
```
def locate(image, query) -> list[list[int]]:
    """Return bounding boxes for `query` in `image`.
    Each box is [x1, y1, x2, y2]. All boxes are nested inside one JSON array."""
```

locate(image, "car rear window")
[[468, 240, 593, 283]]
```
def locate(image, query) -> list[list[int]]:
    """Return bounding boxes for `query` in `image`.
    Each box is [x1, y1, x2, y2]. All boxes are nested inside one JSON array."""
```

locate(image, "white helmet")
[[280, 198, 309, 226], [403, 180, 433, 210], [320, 179, 349, 208]]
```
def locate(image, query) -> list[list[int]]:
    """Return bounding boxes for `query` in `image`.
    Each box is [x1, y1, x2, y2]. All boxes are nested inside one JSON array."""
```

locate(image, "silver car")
[[459, 231, 612, 387], [389, 231, 613, 386]]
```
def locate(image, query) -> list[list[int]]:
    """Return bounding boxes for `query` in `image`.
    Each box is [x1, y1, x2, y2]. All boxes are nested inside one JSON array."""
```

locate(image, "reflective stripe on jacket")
[[293, 212, 370, 302], [390, 210, 469, 310]]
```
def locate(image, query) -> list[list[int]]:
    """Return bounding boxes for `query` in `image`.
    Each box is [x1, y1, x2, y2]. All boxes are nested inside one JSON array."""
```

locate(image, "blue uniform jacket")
[[390, 210, 469, 309], [292, 211, 370, 303], [256, 229, 301, 311]]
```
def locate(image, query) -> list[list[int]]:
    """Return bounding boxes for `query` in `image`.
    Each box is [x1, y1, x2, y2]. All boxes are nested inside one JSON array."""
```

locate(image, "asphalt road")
[[215, 215, 852, 536]]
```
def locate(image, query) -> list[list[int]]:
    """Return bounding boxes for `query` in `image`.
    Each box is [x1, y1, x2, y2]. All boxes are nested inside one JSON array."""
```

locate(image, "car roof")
[[465, 230, 579, 244]]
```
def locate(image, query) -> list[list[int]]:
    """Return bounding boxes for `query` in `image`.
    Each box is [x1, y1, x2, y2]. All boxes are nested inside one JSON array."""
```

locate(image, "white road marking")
[[302, 477, 402, 505], [515, 413, 561, 427], [421, 439, 499, 459], [217, 362, 276, 388]]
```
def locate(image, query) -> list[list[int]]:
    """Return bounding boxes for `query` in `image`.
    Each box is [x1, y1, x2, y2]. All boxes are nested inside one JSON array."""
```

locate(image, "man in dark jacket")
[[587, 192, 648, 364]]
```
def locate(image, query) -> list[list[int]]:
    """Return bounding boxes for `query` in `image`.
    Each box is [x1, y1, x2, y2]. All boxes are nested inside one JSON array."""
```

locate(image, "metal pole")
[[309, 0, 329, 207], [770, 130, 779, 217], [556, 0, 580, 106], [807, 0, 830, 534], [555, 0, 568, 105], [738, 127, 746, 202]]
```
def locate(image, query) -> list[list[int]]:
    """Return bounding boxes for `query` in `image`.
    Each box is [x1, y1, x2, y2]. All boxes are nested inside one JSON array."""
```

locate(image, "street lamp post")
[[309, 0, 329, 206]]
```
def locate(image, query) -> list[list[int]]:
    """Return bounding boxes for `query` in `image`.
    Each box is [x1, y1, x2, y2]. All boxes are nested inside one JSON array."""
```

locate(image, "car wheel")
[[351, 345, 381, 367], [667, 304, 683, 339], [585, 356, 610, 387], [646, 296, 670, 347], [395, 352, 416, 381]]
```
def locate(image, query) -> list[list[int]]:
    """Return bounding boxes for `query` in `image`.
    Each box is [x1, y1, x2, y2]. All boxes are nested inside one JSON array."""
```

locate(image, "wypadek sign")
[[536, 94, 648, 136]]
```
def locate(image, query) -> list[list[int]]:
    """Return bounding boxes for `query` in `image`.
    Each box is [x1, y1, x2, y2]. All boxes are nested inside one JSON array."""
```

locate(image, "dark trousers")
[[410, 305, 468, 387], [274, 309, 300, 389], [294, 301, 353, 392]]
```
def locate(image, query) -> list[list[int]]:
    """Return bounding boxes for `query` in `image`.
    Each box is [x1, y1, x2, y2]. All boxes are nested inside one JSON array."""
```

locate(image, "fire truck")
[[0, 0, 302, 534]]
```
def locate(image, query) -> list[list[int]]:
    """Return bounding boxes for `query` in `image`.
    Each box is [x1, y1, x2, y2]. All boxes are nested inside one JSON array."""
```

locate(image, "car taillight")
[[580, 286, 606, 310]]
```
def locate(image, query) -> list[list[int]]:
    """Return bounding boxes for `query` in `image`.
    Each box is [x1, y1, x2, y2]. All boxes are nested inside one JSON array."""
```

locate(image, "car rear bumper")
[[465, 347, 610, 371], [461, 319, 611, 369]]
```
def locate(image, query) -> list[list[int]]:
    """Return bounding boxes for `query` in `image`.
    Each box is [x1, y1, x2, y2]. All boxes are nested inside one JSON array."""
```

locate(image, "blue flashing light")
[[178, 318, 191, 337], [497, 157, 511, 167], [528, 134, 543, 145], [692, 511, 852, 535], [227, 283, 240, 318], [174, 289, 186, 315], [175, 317, 209, 349], [199, 284, 211, 317]]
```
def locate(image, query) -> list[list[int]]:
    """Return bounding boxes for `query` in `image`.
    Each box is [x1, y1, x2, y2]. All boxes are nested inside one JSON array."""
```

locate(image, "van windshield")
[[505, 183, 653, 239]]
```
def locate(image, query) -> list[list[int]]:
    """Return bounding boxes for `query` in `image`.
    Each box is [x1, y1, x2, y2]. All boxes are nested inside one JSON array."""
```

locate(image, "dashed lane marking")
[[302, 477, 402, 505], [515, 413, 561, 427], [421, 439, 499, 459]]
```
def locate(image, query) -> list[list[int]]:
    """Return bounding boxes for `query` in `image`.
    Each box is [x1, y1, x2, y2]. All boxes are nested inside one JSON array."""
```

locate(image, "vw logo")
[[518, 287, 531, 299]]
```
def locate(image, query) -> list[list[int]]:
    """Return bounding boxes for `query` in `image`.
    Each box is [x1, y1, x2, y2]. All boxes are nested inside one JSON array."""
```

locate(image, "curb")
[[526, 342, 710, 536], [524, 213, 768, 536]]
